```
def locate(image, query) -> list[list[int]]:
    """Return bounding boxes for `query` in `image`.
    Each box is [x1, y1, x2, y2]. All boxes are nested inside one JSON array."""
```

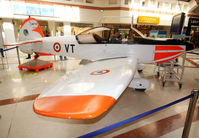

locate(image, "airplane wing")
[[33, 57, 137, 119], [3, 39, 42, 46]]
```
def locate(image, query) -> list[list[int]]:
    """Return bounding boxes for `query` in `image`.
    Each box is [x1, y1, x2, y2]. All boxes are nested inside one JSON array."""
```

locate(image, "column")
[[48, 21, 56, 36], [2, 19, 16, 44], [64, 22, 71, 36], [0, 21, 4, 47]]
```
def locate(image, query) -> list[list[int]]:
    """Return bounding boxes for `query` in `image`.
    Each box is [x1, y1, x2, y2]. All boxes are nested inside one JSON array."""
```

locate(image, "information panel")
[[138, 16, 160, 24]]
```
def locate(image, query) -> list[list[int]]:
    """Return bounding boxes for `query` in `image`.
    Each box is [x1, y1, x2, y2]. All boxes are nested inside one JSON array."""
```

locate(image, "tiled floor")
[[0, 48, 199, 138]]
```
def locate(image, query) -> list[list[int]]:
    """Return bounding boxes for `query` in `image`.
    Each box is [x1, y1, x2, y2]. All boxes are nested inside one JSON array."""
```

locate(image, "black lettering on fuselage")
[[65, 44, 69, 52], [70, 44, 75, 53], [64, 44, 75, 53]]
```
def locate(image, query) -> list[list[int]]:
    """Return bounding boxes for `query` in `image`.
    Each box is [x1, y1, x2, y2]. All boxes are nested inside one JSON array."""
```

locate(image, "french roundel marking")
[[90, 69, 110, 75], [53, 42, 61, 52]]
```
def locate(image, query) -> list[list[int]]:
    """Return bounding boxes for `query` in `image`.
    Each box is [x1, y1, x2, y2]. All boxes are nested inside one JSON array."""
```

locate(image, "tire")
[[135, 88, 146, 92], [138, 70, 143, 73]]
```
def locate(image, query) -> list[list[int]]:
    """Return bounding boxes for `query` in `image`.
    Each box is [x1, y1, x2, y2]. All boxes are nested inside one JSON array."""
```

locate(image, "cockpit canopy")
[[75, 26, 194, 51], [76, 26, 145, 44]]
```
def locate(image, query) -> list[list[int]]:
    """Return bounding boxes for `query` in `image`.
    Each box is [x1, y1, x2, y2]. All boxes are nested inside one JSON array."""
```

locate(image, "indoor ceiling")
[[189, 5, 199, 13]]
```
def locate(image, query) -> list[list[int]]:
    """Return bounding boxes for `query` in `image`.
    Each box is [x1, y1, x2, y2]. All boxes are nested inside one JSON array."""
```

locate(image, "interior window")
[[76, 27, 111, 44]]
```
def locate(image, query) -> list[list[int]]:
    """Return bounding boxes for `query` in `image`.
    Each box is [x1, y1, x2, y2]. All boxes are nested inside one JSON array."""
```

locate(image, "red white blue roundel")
[[90, 69, 110, 75], [53, 42, 61, 52]]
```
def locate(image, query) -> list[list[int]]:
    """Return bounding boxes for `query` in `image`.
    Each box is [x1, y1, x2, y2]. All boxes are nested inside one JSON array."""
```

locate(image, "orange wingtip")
[[33, 95, 116, 119]]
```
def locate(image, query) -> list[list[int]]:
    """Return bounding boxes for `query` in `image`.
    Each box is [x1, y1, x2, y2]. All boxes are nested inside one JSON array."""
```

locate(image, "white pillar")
[[64, 22, 71, 36], [0, 27, 4, 47], [48, 21, 56, 36], [2, 19, 16, 44]]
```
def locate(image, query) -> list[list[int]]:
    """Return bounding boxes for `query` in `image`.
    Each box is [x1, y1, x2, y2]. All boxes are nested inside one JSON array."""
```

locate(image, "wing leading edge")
[[33, 57, 137, 119]]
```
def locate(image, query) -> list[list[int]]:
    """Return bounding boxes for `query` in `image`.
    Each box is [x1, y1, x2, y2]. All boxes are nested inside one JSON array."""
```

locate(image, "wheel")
[[138, 70, 143, 73], [135, 88, 146, 92]]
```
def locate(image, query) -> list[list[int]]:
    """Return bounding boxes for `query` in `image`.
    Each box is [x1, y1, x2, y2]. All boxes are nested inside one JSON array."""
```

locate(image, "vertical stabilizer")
[[19, 17, 44, 54]]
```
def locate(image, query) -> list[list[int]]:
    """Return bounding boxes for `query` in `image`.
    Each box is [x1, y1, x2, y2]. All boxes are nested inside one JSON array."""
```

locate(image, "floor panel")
[[0, 49, 199, 138]]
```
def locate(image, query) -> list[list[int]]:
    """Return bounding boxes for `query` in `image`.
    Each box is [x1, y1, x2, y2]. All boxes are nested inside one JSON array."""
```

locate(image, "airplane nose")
[[185, 41, 195, 51]]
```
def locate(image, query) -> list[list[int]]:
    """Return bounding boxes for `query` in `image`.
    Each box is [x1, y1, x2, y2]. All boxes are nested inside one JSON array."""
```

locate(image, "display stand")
[[18, 59, 53, 72]]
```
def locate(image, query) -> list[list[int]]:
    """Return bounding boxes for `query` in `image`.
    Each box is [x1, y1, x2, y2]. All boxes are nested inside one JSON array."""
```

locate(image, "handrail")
[[187, 52, 199, 55], [79, 90, 199, 138]]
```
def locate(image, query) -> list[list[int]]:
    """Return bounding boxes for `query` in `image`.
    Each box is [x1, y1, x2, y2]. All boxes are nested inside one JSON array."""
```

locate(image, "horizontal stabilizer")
[[3, 39, 42, 47]]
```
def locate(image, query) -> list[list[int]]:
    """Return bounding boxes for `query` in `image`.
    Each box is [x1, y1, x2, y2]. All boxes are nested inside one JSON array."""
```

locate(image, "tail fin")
[[18, 17, 44, 54], [19, 17, 44, 42]]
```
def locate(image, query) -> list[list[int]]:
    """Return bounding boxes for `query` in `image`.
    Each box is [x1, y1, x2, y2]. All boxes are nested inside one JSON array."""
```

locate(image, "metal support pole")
[[16, 46, 21, 65], [4, 50, 9, 69], [182, 89, 199, 138], [54, 55, 56, 62], [0, 56, 3, 69], [0, 48, 4, 57], [0, 48, 4, 69]]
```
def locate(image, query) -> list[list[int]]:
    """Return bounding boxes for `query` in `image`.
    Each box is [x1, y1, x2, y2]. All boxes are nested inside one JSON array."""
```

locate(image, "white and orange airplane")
[[4, 17, 194, 119]]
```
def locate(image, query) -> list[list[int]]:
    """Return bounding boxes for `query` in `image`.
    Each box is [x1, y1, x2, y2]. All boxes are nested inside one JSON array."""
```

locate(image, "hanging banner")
[[138, 16, 160, 24], [12, 4, 54, 17]]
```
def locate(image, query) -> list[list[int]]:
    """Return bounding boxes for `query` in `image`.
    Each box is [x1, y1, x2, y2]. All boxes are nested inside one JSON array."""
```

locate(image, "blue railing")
[[3, 46, 17, 52], [79, 93, 194, 138], [0, 47, 17, 57], [187, 52, 199, 55]]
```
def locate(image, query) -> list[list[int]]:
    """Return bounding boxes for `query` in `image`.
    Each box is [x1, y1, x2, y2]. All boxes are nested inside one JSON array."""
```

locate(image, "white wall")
[[79, 8, 103, 23], [102, 9, 173, 25], [102, 10, 122, 23]]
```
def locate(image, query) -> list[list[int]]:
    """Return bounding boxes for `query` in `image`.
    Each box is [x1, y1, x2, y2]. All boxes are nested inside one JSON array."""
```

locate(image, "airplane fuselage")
[[32, 36, 186, 63]]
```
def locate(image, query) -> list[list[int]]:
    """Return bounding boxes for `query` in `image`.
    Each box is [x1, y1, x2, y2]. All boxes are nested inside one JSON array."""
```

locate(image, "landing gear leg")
[[137, 63, 145, 73], [34, 52, 40, 59], [129, 70, 150, 91]]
